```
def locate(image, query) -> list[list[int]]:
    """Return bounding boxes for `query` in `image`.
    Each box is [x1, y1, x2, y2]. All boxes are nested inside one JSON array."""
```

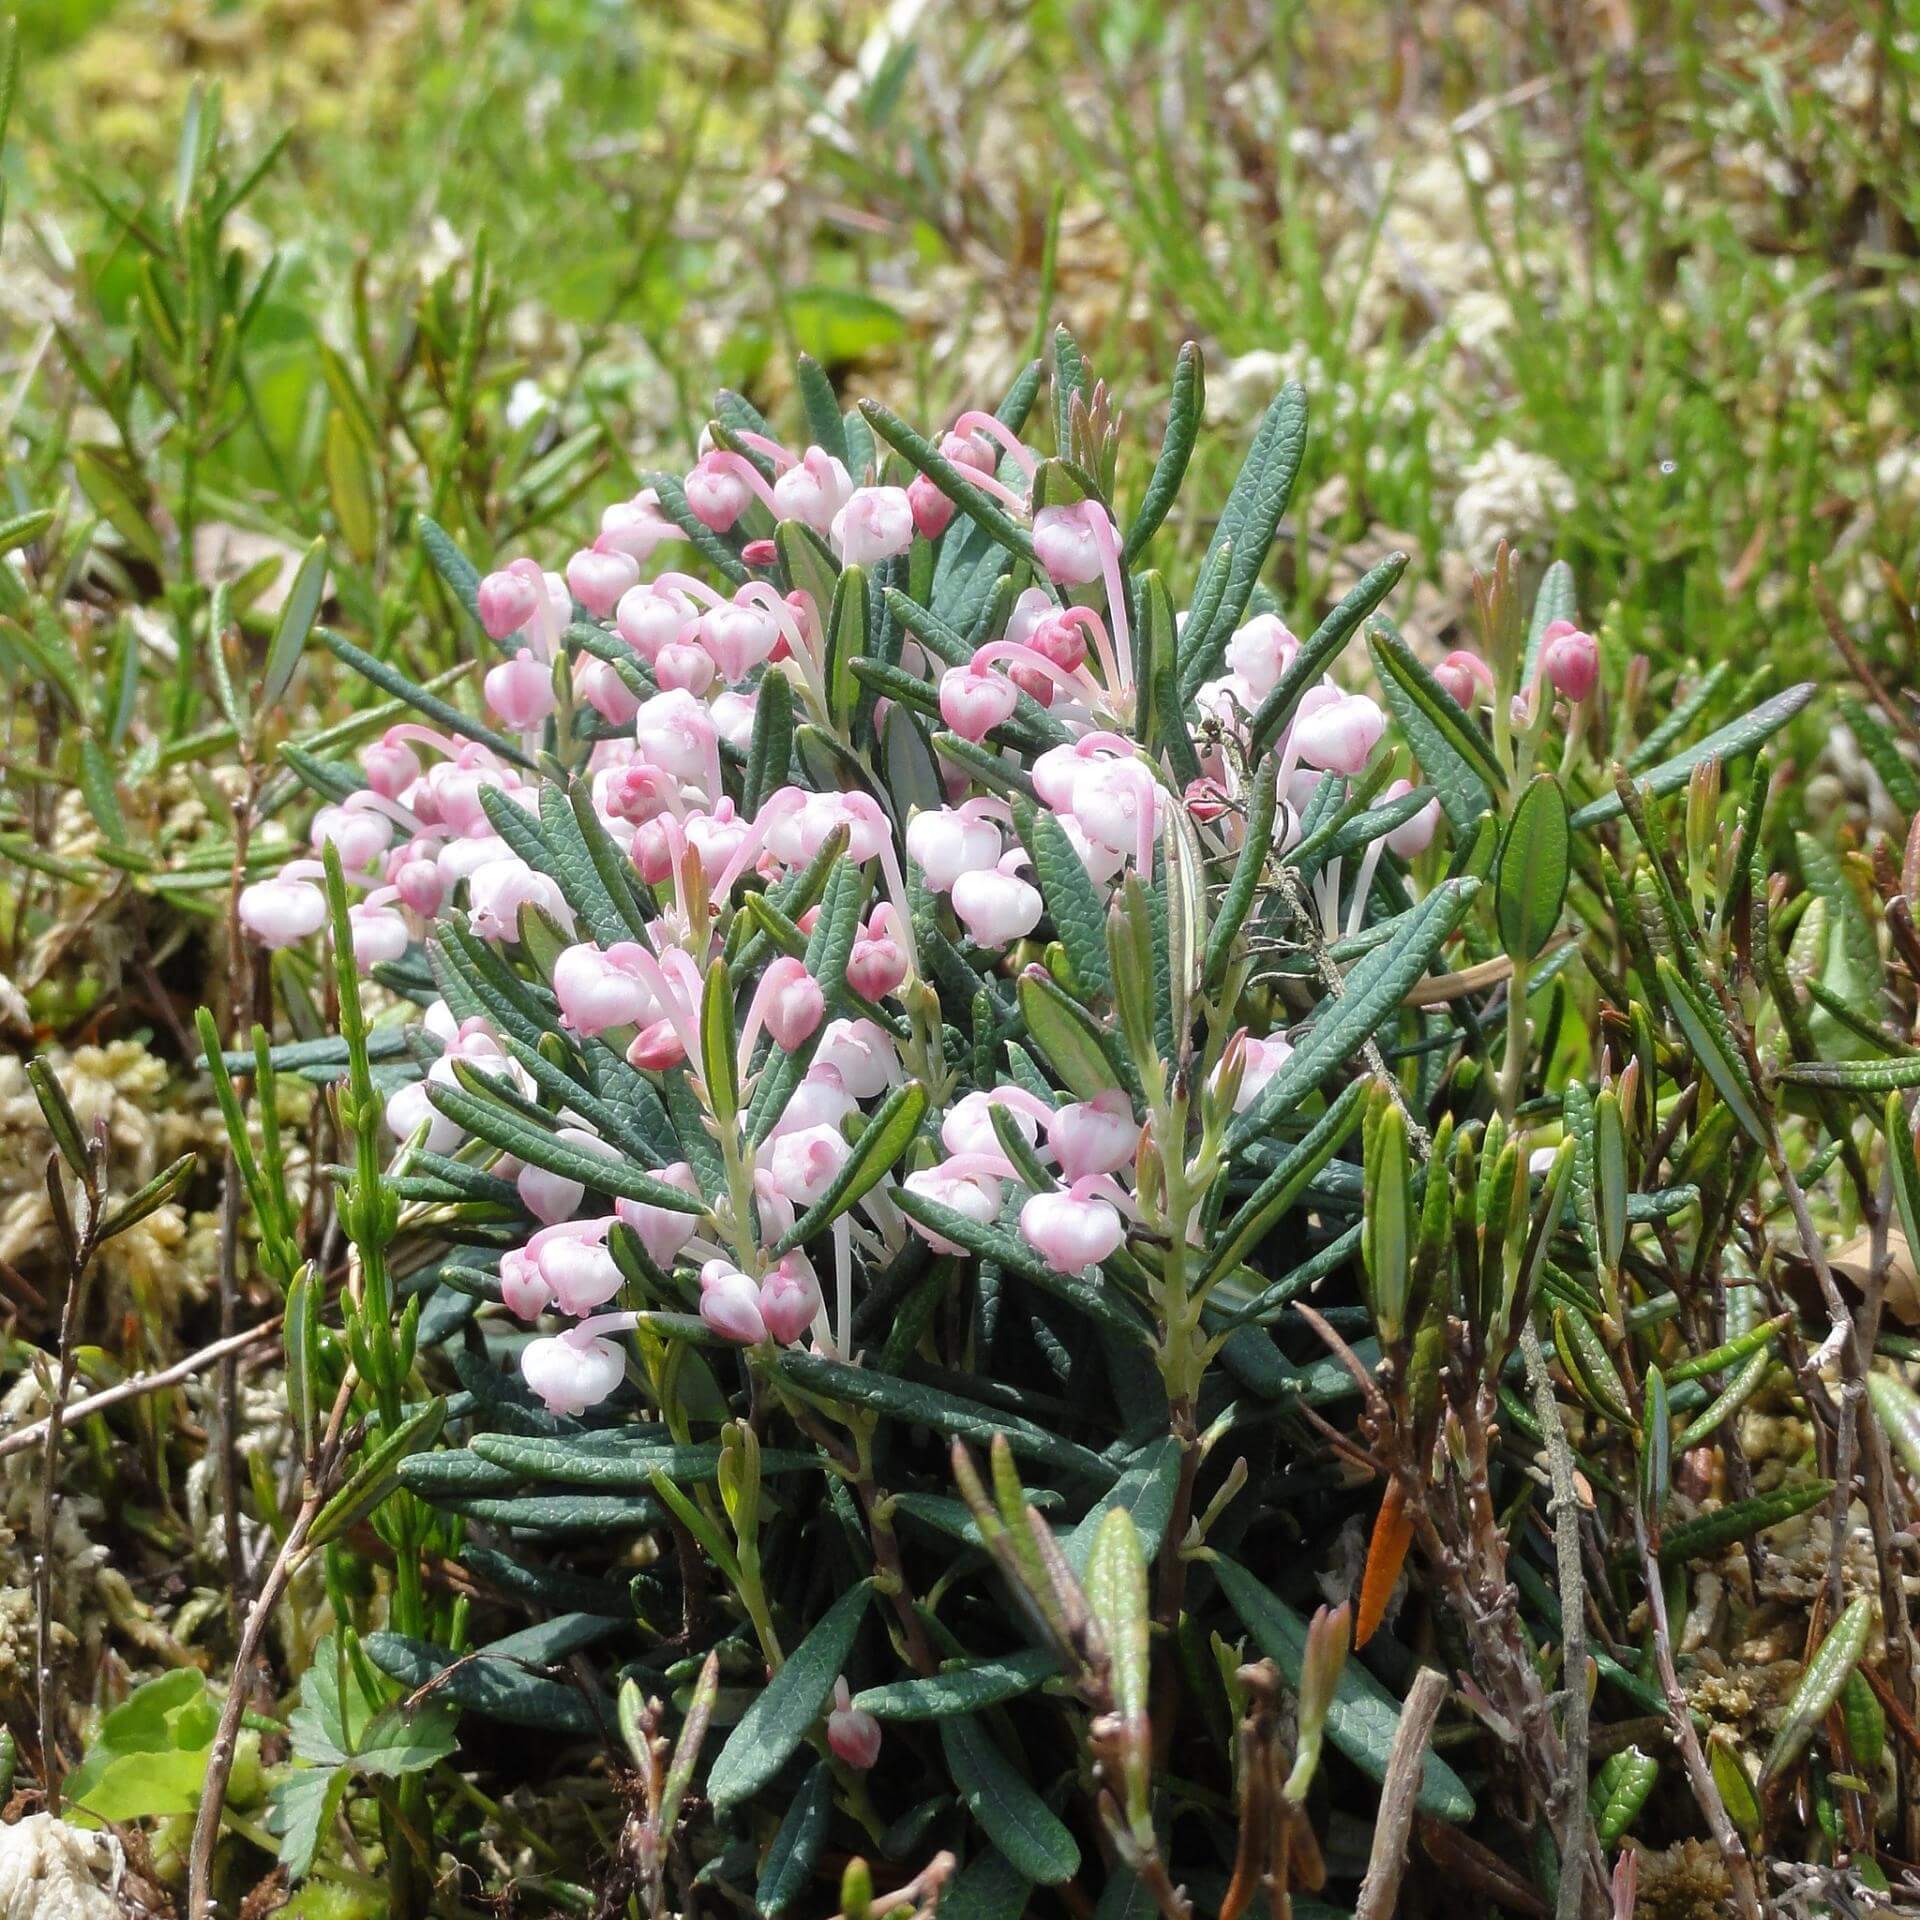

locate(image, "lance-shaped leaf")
[[1017, 967, 1124, 1100], [262, 537, 329, 709], [1205, 1077, 1369, 1294], [1776, 1056, 1920, 1091], [308, 1398, 446, 1549], [1711, 1731, 1762, 1846], [1123, 342, 1203, 564], [759, 1762, 834, 1916], [708, 1581, 872, 1817], [424, 1079, 705, 1215], [1085, 1507, 1151, 1829], [1362, 1088, 1412, 1342], [416, 513, 482, 627], [1522, 559, 1578, 685], [1225, 878, 1480, 1155], [1675, 1347, 1775, 1451], [1762, 1595, 1873, 1784], [1656, 956, 1767, 1145], [774, 1081, 927, 1254], [1177, 383, 1308, 696], [321, 629, 535, 769], [1868, 1371, 1920, 1481], [1202, 767, 1278, 990], [940, 1714, 1080, 1885], [1656, 1479, 1834, 1565], [1553, 1305, 1631, 1425], [1570, 683, 1815, 829], [1495, 773, 1570, 961], [1371, 626, 1503, 829], [97, 1151, 197, 1242], [852, 1651, 1060, 1721], [27, 1057, 89, 1176], [1016, 801, 1112, 999], [700, 958, 740, 1130]]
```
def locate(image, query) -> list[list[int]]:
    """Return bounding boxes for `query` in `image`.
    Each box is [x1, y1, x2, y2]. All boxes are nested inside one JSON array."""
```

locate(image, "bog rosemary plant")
[[185, 325, 1920, 1920]]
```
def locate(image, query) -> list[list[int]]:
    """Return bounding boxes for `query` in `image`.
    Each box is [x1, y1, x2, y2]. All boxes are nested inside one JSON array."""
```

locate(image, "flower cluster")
[[234, 379, 1602, 1427]]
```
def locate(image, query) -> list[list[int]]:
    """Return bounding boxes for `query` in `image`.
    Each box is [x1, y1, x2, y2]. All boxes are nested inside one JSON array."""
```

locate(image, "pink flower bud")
[[758, 1254, 823, 1346], [1381, 778, 1441, 860], [699, 1260, 768, 1344], [627, 1018, 688, 1071], [390, 850, 447, 918], [1292, 692, 1386, 776], [834, 486, 915, 566], [942, 1088, 1042, 1158], [846, 916, 908, 1000], [905, 807, 1002, 893], [1029, 611, 1089, 675], [615, 1162, 702, 1269], [939, 664, 1019, 743], [1032, 503, 1115, 586], [567, 546, 640, 619], [772, 448, 854, 534], [685, 455, 752, 531], [764, 1066, 856, 1142], [361, 732, 420, 799], [484, 648, 558, 731], [477, 566, 542, 641], [1019, 1183, 1125, 1274], [826, 1678, 882, 1769], [1433, 650, 1493, 709], [767, 1124, 849, 1209], [553, 942, 656, 1036], [950, 868, 1043, 948], [939, 429, 996, 475], [1069, 756, 1162, 865], [499, 1244, 551, 1320], [1048, 1091, 1140, 1183], [762, 956, 826, 1050], [1224, 614, 1299, 702], [522, 1326, 627, 1415], [238, 871, 327, 949], [615, 583, 694, 662], [1539, 619, 1598, 703], [908, 472, 956, 540]]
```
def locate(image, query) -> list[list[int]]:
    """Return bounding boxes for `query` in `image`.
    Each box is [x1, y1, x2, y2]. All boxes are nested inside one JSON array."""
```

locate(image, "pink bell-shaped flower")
[[905, 807, 1002, 893], [1019, 1182, 1125, 1274], [834, 486, 915, 566], [1291, 692, 1386, 776], [761, 956, 826, 1050], [1047, 1092, 1139, 1183], [615, 1161, 702, 1269], [477, 565, 543, 642], [566, 546, 640, 619], [553, 942, 656, 1037], [938, 663, 1019, 743], [1032, 502, 1114, 586], [484, 649, 558, 732], [950, 867, 1043, 949], [238, 868, 328, 949], [522, 1324, 628, 1416]]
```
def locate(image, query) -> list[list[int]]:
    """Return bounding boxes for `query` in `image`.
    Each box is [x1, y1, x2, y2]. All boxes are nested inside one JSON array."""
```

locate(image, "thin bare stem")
[[1355, 1666, 1448, 1920]]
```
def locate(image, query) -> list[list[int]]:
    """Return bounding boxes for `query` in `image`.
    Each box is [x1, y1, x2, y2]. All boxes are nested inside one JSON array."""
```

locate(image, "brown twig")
[[1355, 1666, 1449, 1920]]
